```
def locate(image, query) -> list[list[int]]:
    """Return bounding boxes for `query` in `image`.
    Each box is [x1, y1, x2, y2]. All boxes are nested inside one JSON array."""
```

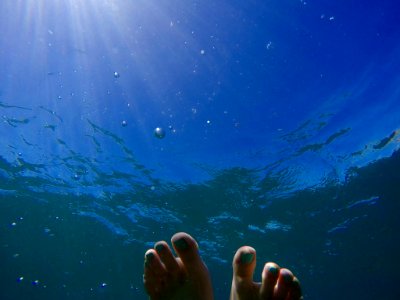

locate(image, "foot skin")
[[230, 246, 302, 300], [143, 232, 214, 300]]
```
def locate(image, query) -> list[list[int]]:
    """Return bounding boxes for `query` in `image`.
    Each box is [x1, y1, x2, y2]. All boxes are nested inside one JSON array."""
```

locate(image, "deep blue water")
[[1, 0, 400, 299]]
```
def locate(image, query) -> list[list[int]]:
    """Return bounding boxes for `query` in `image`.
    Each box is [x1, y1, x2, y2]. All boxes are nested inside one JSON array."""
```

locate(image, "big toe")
[[171, 232, 202, 268], [231, 246, 257, 297], [171, 232, 212, 289]]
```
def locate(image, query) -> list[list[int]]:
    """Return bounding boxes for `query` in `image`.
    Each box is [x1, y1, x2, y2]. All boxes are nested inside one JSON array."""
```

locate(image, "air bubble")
[[154, 127, 166, 139]]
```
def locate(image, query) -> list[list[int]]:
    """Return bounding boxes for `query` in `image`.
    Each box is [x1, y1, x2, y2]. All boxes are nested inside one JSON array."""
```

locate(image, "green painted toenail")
[[155, 244, 165, 252], [173, 237, 189, 250], [240, 252, 254, 264], [268, 266, 278, 275]]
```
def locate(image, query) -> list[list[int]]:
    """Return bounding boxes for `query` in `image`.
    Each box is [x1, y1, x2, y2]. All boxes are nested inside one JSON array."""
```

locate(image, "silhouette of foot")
[[230, 246, 302, 300], [143, 232, 214, 300]]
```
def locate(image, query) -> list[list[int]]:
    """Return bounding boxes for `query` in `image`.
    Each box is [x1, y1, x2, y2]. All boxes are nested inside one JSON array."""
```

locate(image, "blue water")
[[1, 0, 400, 299]]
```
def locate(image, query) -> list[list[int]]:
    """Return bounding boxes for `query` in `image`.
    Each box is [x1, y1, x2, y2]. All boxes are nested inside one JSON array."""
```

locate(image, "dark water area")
[[1, 149, 399, 300]]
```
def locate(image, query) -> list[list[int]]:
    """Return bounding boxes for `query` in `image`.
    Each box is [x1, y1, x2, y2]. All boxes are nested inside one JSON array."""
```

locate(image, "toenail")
[[155, 244, 165, 252], [145, 252, 155, 263], [281, 269, 294, 283], [267, 265, 278, 275], [284, 275, 293, 283], [240, 252, 254, 264], [173, 237, 189, 250]]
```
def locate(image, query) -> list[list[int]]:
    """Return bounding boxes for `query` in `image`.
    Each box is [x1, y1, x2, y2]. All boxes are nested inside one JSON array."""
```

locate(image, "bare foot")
[[230, 246, 302, 300], [143, 232, 214, 300]]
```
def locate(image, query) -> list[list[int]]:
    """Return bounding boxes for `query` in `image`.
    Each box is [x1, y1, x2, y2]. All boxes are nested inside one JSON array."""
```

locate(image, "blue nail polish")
[[145, 252, 154, 262], [155, 244, 165, 252], [268, 265, 278, 275], [240, 252, 254, 264], [174, 237, 189, 250]]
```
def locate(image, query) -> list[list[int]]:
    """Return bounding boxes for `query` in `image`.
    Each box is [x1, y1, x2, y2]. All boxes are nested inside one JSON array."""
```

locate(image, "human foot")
[[230, 246, 302, 300], [143, 232, 214, 300]]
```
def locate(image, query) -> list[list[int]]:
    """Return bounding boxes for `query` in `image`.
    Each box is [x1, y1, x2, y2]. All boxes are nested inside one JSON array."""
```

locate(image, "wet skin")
[[143, 232, 302, 300]]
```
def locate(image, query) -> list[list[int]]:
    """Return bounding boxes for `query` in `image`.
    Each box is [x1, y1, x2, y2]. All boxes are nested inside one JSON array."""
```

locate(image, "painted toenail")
[[155, 244, 165, 252], [281, 270, 293, 283], [267, 265, 278, 275], [173, 237, 189, 250], [145, 252, 155, 263], [240, 252, 254, 264]]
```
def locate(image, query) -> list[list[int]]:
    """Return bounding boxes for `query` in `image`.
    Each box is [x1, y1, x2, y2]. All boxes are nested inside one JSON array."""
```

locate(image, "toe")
[[171, 232, 213, 299], [144, 249, 166, 275], [288, 277, 303, 300], [233, 246, 256, 279], [273, 268, 294, 300], [155, 241, 180, 273], [232, 246, 257, 296], [143, 250, 167, 299], [260, 262, 280, 298], [171, 232, 202, 268]]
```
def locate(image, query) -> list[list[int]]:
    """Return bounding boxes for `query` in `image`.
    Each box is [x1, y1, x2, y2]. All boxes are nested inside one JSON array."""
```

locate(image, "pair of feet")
[[143, 232, 302, 300]]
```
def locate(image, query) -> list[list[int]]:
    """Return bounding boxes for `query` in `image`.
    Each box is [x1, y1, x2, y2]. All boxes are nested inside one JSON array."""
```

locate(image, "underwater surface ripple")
[[1, 99, 399, 299], [1, 0, 400, 299]]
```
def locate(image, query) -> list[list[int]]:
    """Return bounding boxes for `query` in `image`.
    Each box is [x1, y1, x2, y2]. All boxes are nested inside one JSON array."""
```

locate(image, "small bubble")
[[121, 120, 128, 127], [206, 120, 211, 124], [11, 222, 17, 227], [101, 282, 107, 288], [17, 277, 24, 282], [113, 72, 120, 78], [32, 280, 40, 286], [200, 49, 205, 55]]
